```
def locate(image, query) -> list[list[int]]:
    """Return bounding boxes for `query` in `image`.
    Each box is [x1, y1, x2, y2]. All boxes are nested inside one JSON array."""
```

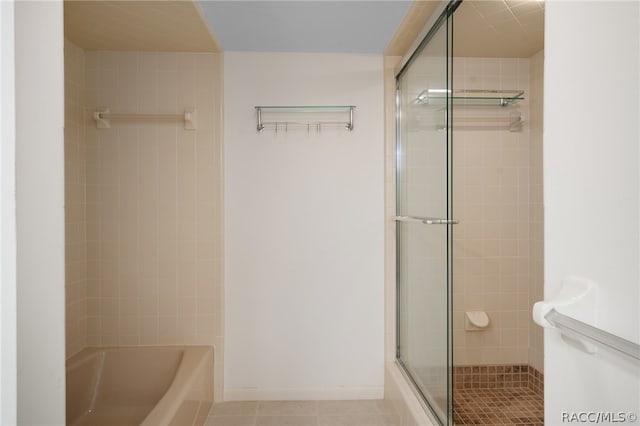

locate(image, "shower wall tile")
[[65, 39, 87, 358], [453, 56, 533, 366], [83, 52, 224, 377]]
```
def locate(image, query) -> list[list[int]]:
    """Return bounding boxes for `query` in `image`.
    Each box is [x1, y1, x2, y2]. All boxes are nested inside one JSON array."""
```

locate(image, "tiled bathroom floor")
[[454, 387, 544, 426], [205, 400, 398, 426], [205, 391, 543, 426]]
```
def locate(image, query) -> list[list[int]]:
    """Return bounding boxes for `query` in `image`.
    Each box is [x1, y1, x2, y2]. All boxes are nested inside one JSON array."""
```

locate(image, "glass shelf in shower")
[[416, 89, 524, 107]]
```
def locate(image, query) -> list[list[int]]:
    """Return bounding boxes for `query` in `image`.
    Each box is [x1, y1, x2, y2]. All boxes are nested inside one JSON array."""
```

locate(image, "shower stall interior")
[[394, 1, 545, 424]]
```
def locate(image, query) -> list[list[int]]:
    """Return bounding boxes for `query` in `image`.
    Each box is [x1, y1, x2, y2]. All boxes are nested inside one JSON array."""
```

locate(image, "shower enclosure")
[[395, 2, 458, 424]]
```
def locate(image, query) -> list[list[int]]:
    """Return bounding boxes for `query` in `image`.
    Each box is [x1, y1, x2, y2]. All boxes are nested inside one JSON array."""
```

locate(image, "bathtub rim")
[[66, 345, 214, 426], [141, 345, 213, 426]]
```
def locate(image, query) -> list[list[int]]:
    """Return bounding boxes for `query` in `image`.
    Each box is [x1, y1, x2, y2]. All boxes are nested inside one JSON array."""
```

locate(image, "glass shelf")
[[254, 105, 355, 132], [254, 106, 356, 110], [417, 89, 524, 107]]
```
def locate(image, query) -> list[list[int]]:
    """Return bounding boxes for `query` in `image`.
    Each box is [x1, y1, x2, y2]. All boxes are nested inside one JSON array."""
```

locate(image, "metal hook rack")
[[254, 105, 355, 133]]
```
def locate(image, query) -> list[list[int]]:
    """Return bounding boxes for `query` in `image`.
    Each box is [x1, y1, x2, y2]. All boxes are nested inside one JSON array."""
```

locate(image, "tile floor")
[[453, 387, 544, 426], [205, 390, 544, 426], [205, 400, 398, 426]]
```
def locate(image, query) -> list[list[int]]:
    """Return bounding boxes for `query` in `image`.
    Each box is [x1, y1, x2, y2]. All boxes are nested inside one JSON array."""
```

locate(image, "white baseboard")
[[224, 386, 384, 401]]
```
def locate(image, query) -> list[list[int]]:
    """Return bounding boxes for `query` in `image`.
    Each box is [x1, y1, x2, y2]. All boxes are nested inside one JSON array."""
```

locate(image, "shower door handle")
[[394, 215, 459, 225], [425, 218, 459, 225]]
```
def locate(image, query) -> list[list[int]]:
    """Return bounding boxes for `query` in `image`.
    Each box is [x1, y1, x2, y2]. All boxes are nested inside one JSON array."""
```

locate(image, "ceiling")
[[64, 1, 220, 52], [197, 1, 413, 54], [454, 0, 544, 57], [63, 0, 544, 58]]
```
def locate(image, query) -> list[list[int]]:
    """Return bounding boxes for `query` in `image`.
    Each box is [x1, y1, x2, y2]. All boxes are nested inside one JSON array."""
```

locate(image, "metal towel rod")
[[545, 308, 640, 362], [255, 105, 355, 133], [394, 215, 459, 225]]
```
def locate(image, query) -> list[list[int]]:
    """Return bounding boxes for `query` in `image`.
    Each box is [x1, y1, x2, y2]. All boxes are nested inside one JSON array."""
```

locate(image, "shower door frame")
[[394, 1, 460, 425]]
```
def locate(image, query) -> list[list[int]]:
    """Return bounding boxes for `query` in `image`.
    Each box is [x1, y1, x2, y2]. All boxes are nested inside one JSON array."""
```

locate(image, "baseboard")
[[224, 386, 384, 401]]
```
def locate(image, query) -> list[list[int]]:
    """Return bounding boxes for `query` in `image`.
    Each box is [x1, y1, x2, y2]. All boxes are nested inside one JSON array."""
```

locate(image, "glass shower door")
[[396, 5, 454, 425]]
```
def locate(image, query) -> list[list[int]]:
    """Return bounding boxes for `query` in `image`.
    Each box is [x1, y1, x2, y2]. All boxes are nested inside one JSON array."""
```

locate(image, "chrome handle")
[[394, 215, 459, 225], [425, 218, 459, 225]]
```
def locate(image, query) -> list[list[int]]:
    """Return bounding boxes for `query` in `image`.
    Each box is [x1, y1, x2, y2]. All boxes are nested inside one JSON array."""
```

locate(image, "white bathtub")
[[66, 346, 214, 426]]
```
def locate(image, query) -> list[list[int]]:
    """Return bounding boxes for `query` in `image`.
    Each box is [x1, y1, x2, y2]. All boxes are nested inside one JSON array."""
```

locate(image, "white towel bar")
[[93, 108, 197, 130]]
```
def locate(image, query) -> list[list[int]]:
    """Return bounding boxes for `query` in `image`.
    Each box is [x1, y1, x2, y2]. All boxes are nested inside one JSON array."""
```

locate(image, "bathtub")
[[66, 346, 214, 426]]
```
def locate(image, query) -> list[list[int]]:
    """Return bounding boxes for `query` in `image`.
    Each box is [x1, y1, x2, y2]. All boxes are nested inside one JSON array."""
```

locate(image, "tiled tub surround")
[[84, 50, 223, 348], [63, 42, 225, 397], [453, 365, 543, 425], [66, 346, 214, 426], [81, 50, 225, 398]]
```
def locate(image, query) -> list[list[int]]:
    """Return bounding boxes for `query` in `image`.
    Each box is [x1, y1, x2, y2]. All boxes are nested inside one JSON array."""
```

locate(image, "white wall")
[[15, 2, 66, 424], [224, 52, 384, 400], [544, 1, 639, 423], [0, 1, 17, 424]]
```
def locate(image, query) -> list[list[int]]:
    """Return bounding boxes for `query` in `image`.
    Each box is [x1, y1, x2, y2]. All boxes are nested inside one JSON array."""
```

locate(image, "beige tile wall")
[[528, 50, 544, 373], [65, 39, 87, 357], [452, 57, 532, 365], [81, 51, 224, 395]]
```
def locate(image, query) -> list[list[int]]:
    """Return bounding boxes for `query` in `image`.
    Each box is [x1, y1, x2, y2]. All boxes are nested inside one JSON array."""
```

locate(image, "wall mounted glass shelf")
[[254, 105, 355, 132], [416, 89, 524, 107]]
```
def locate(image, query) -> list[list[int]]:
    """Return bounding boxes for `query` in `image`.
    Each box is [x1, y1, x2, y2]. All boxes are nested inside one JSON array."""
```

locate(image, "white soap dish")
[[465, 311, 490, 331]]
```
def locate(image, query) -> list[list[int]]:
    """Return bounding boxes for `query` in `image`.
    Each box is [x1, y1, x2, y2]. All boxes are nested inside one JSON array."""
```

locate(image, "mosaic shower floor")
[[454, 387, 544, 425]]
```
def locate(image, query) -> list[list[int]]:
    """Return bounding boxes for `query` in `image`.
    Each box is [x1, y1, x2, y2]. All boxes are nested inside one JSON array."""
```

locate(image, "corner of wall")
[[64, 38, 88, 359], [528, 48, 544, 374], [16, 1, 66, 423]]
